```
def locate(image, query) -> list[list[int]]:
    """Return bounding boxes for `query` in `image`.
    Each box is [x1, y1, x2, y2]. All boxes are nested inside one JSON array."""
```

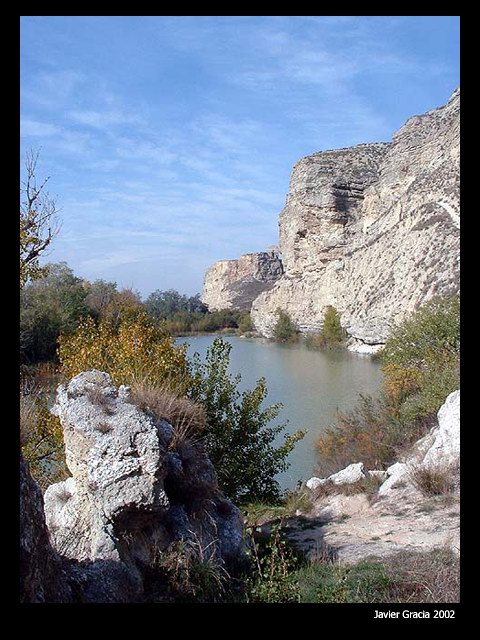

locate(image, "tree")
[[84, 279, 118, 321], [273, 309, 298, 343], [20, 150, 60, 288], [188, 339, 305, 503], [20, 262, 89, 364]]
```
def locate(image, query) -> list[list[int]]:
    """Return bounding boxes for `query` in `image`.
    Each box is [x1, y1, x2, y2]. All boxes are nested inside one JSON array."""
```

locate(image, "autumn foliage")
[[58, 313, 190, 390]]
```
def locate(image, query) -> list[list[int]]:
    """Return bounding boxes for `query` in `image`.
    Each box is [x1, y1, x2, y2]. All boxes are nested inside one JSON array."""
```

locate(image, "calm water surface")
[[178, 335, 383, 491]]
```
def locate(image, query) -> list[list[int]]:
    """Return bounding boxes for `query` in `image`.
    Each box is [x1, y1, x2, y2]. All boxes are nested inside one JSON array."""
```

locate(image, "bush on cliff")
[[273, 309, 298, 343], [188, 338, 305, 503], [304, 306, 347, 350]]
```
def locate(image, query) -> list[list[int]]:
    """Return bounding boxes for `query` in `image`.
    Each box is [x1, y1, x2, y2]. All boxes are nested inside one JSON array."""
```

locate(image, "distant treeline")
[[20, 261, 252, 365]]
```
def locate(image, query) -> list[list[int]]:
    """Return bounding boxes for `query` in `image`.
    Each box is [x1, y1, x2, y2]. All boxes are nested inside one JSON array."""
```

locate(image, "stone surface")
[[306, 462, 366, 489], [286, 390, 460, 564], [251, 88, 459, 343], [40, 370, 244, 601], [422, 390, 460, 468], [378, 390, 460, 496], [202, 250, 283, 311]]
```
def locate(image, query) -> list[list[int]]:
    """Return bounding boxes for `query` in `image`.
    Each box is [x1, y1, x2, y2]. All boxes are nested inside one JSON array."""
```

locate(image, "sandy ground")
[[281, 484, 460, 563]]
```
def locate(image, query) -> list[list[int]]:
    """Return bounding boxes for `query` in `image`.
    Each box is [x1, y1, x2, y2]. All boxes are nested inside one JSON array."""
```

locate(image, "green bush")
[[20, 262, 89, 364], [188, 338, 305, 503], [237, 312, 253, 334], [381, 295, 460, 420], [273, 309, 298, 343]]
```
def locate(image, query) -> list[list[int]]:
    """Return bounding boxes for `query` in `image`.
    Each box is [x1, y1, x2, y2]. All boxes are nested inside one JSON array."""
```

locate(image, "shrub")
[[58, 313, 190, 390], [237, 312, 253, 334], [20, 383, 69, 491], [407, 463, 457, 497], [188, 338, 305, 503], [320, 305, 346, 346], [315, 395, 426, 476], [245, 524, 301, 603], [381, 295, 460, 420], [273, 309, 298, 343]]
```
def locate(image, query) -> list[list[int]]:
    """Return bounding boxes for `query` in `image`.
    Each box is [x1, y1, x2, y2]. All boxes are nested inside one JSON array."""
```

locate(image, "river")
[[177, 335, 383, 491]]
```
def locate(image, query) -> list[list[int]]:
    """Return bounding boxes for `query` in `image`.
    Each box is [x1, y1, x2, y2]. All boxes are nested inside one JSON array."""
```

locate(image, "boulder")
[[307, 462, 366, 490], [42, 370, 244, 601]]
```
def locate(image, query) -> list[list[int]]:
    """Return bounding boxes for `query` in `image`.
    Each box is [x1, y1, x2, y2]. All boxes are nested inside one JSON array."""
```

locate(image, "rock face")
[[20, 455, 76, 602], [251, 88, 460, 343], [379, 389, 460, 496], [202, 250, 283, 311], [36, 370, 243, 602]]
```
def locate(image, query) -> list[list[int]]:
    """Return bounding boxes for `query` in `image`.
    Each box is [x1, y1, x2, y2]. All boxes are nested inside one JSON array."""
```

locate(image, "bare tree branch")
[[20, 149, 61, 287]]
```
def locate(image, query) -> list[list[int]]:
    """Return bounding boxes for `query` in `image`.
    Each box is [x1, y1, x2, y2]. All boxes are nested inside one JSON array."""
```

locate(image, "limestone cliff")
[[251, 88, 460, 343], [202, 250, 283, 311]]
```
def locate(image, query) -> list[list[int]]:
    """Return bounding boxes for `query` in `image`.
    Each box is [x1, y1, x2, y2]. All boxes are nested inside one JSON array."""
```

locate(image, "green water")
[[177, 335, 383, 491]]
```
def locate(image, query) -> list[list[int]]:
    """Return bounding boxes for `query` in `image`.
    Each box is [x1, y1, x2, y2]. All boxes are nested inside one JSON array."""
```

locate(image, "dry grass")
[[86, 386, 116, 415], [408, 463, 457, 497], [130, 382, 206, 448], [380, 548, 460, 603]]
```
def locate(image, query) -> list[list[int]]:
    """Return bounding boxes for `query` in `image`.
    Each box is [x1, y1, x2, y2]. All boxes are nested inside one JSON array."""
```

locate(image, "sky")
[[20, 15, 460, 298]]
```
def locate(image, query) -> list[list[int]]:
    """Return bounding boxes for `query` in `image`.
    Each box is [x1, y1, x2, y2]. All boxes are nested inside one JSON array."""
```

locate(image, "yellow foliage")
[[382, 363, 422, 404], [58, 312, 191, 390], [20, 389, 68, 491]]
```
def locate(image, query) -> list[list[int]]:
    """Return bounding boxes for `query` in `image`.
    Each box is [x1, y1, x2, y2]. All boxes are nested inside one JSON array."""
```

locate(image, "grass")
[[408, 463, 457, 497], [146, 536, 230, 603], [130, 382, 206, 448], [294, 547, 459, 603], [86, 386, 116, 415], [242, 488, 313, 528]]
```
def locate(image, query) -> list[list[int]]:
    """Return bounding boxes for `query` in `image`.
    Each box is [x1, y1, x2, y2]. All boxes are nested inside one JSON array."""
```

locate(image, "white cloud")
[[20, 117, 59, 137]]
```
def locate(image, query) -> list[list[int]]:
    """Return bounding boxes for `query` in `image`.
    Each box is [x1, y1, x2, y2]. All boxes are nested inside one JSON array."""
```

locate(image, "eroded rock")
[[250, 89, 459, 343], [41, 370, 244, 601], [202, 250, 283, 311]]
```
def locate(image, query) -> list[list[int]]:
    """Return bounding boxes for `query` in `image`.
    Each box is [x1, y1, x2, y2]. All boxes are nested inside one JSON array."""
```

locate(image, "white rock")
[[306, 477, 327, 490], [378, 462, 408, 495], [347, 342, 384, 355], [422, 390, 460, 468], [328, 462, 366, 485]]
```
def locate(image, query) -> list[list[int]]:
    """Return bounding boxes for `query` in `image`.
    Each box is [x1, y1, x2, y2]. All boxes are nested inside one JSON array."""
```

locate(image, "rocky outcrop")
[[21, 370, 244, 602], [251, 88, 460, 343], [293, 390, 460, 563], [306, 462, 366, 490], [202, 250, 283, 311], [379, 389, 460, 496]]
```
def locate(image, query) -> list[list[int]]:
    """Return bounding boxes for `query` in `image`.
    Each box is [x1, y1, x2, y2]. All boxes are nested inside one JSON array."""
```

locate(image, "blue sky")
[[20, 15, 460, 297]]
